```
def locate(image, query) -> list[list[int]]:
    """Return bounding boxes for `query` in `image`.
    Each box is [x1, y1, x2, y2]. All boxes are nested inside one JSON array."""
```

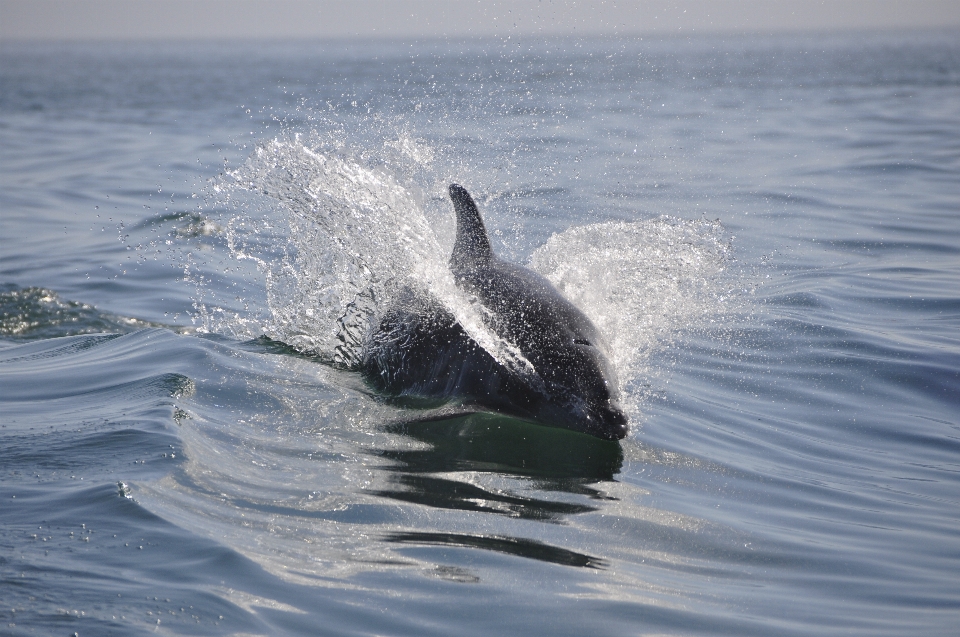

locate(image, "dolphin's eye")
[[573, 338, 591, 347]]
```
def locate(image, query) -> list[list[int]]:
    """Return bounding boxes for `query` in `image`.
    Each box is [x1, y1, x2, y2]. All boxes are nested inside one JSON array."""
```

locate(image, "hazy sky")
[[2, 0, 959, 41]]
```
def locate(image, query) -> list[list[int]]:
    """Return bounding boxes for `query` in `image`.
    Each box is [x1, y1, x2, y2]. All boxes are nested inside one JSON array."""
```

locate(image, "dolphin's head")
[[533, 332, 629, 441]]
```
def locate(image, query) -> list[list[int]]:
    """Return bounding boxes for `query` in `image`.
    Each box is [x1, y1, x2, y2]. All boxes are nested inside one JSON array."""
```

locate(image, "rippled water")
[[2, 31, 959, 636]]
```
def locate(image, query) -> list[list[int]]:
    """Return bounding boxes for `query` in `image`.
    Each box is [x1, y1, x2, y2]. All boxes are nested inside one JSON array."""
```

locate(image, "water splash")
[[197, 129, 735, 416], [211, 132, 539, 379], [530, 217, 735, 412]]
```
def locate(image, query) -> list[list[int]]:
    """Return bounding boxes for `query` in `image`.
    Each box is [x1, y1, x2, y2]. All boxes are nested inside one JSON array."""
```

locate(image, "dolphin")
[[360, 184, 628, 441]]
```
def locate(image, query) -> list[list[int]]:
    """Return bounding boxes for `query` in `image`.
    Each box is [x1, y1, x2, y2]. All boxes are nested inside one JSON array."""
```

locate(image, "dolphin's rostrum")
[[361, 184, 628, 440]]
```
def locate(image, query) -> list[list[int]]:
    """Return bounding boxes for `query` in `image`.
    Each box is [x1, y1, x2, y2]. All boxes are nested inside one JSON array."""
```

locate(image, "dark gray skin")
[[361, 184, 628, 441]]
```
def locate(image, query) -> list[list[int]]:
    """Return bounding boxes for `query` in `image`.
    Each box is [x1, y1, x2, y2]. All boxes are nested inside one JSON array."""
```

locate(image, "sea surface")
[[2, 30, 959, 636]]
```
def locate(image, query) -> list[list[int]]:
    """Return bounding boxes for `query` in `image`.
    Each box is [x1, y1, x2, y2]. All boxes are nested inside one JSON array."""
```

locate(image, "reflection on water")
[[386, 531, 608, 570], [373, 473, 597, 520], [379, 412, 624, 482], [372, 412, 621, 566]]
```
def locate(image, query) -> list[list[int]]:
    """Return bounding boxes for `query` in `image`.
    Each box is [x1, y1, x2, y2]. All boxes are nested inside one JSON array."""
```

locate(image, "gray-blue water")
[[2, 31, 959, 636]]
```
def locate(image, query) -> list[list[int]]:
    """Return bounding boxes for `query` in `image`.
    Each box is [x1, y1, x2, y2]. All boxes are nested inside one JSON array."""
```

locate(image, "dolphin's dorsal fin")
[[449, 184, 492, 271]]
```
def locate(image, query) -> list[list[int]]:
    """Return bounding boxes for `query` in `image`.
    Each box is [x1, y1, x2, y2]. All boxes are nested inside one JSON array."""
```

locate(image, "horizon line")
[[3, 0, 959, 42]]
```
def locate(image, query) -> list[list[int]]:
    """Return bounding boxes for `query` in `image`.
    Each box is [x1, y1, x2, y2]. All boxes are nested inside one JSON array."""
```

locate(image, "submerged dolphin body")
[[361, 184, 628, 441]]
